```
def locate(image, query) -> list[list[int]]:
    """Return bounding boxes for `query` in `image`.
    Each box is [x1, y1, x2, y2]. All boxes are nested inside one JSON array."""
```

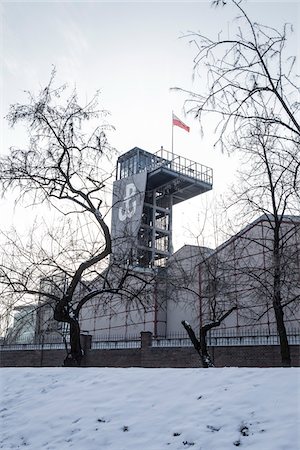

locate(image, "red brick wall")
[[0, 349, 66, 367], [1, 345, 299, 368], [211, 345, 300, 367]]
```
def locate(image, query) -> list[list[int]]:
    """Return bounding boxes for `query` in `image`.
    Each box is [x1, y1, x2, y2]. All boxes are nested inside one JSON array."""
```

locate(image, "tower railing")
[[152, 148, 213, 186]]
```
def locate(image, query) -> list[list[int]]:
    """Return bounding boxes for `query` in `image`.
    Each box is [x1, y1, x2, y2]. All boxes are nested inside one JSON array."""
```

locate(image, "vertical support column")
[[168, 194, 173, 255], [151, 188, 157, 265]]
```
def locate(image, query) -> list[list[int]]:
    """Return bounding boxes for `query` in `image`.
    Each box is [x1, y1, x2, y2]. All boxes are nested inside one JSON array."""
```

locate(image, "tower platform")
[[116, 147, 213, 203]]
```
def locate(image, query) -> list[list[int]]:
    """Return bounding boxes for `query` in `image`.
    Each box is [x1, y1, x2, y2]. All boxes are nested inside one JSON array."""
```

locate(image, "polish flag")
[[172, 113, 190, 132]]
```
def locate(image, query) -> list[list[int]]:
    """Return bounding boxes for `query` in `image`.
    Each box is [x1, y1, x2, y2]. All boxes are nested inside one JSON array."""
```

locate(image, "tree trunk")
[[64, 319, 83, 367], [273, 223, 291, 367], [200, 328, 214, 368], [273, 295, 291, 367], [181, 320, 214, 368], [182, 307, 237, 368], [54, 299, 83, 366]]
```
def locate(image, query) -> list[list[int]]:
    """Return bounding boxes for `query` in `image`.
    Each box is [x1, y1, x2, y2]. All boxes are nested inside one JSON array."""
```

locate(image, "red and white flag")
[[172, 113, 190, 132]]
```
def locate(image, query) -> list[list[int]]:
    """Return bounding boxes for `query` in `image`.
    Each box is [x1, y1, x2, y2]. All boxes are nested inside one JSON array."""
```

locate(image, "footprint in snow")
[[207, 425, 221, 432]]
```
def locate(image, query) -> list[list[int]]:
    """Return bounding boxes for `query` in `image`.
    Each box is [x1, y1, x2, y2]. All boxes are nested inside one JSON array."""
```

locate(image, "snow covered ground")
[[0, 367, 299, 450]]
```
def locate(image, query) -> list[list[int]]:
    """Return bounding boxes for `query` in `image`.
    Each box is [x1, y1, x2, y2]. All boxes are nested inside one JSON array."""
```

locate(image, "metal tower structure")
[[111, 147, 213, 268]]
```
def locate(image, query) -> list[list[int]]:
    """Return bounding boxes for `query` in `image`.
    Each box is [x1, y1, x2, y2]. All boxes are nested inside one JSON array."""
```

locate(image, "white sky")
[[1, 0, 299, 249]]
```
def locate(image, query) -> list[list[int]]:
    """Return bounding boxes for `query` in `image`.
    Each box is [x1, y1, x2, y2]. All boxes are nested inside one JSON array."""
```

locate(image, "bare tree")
[[182, 307, 237, 368], [176, 0, 300, 152], [0, 72, 154, 365], [227, 122, 300, 366], [175, 0, 300, 366], [178, 212, 299, 368], [166, 246, 237, 367]]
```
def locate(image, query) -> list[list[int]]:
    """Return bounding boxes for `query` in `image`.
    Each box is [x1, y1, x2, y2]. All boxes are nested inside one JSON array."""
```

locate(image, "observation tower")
[[111, 147, 213, 268]]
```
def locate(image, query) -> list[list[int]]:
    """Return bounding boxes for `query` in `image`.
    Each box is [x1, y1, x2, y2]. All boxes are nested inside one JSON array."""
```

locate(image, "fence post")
[[80, 333, 92, 353], [141, 331, 152, 348], [40, 334, 45, 367]]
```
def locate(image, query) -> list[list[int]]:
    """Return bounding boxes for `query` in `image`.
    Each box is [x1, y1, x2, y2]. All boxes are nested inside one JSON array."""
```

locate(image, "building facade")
[[5, 148, 299, 345], [166, 215, 300, 336]]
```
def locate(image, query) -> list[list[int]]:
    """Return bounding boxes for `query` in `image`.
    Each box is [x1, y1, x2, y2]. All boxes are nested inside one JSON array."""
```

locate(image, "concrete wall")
[[79, 268, 158, 338]]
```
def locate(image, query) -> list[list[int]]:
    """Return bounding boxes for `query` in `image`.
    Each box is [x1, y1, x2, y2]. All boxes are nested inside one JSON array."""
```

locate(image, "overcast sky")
[[1, 0, 299, 248]]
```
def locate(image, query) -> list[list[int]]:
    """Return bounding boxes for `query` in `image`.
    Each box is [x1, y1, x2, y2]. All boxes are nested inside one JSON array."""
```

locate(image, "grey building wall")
[[79, 216, 300, 339]]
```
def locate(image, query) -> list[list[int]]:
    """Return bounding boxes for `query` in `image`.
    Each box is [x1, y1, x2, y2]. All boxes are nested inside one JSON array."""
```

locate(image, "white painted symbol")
[[118, 183, 137, 221]]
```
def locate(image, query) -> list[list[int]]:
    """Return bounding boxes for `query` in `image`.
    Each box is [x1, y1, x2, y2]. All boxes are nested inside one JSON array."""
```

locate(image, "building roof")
[[212, 214, 300, 256]]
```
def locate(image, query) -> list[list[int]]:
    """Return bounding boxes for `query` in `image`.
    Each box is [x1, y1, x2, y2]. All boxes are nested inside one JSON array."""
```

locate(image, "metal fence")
[[0, 342, 66, 351], [152, 328, 300, 347], [1, 328, 299, 351], [0, 334, 67, 351], [91, 334, 140, 350], [207, 328, 300, 346]]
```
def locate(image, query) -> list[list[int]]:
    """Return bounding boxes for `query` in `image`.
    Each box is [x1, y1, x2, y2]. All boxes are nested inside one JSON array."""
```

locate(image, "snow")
[[0, 367, 299, 450]]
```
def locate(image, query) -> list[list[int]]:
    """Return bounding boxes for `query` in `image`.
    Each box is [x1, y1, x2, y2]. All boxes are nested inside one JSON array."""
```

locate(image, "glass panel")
[[155, 211, 169, 230]]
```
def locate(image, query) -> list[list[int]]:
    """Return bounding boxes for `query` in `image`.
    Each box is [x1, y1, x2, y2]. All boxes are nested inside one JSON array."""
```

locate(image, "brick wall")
[[211, 345, 300, 368], [83, 349, 141, 368], [1, 345, 299, 368], [140, 347, 202, 368], [0, 349, 66, 367]]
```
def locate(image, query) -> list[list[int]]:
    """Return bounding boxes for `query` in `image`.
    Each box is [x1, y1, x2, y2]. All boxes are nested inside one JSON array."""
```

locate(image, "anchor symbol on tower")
[[118, 183, 137, 221]]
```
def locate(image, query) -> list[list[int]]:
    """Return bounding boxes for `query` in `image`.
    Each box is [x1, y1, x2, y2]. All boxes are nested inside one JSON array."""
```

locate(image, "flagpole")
[[171, 111, 174, 160]]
